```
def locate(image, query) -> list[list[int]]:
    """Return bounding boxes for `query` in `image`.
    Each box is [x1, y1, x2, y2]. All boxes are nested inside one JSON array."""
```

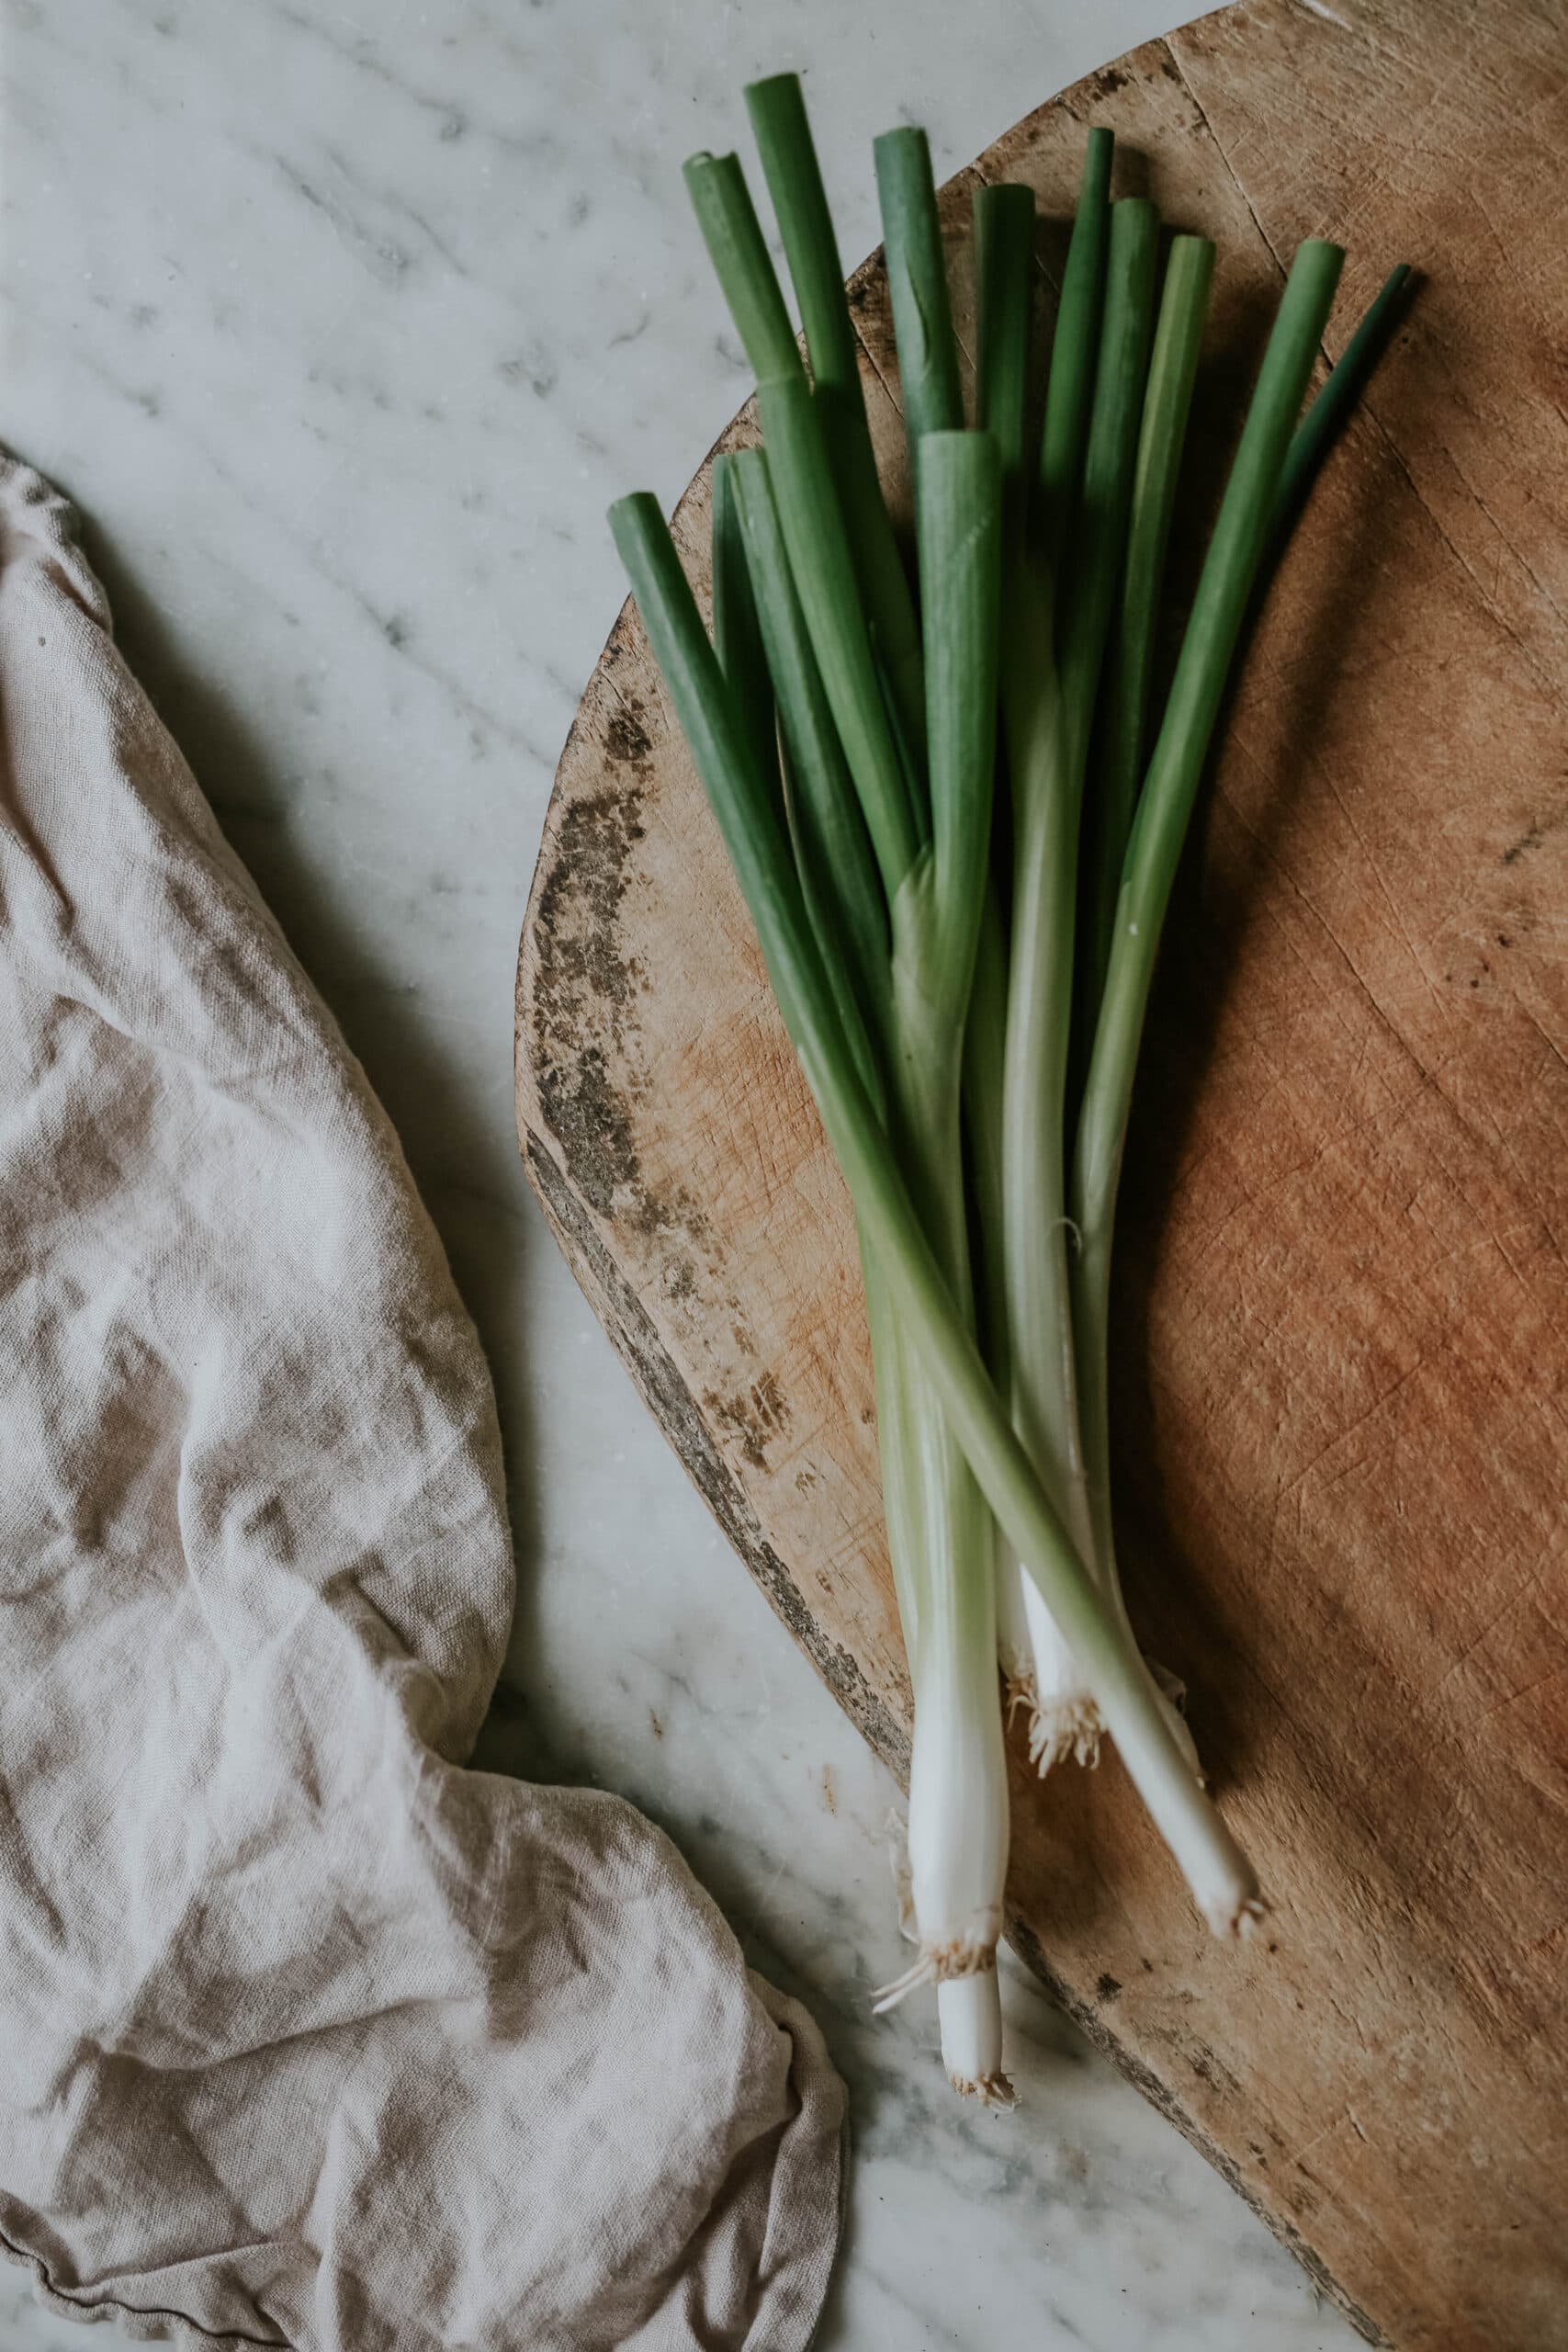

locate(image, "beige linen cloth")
[[0, 451, 846, 2351]]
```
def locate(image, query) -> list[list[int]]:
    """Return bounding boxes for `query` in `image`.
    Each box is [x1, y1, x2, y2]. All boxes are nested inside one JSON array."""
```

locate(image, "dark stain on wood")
[[704, 1368, 793, 1472], [529, 775, 648, 1216]]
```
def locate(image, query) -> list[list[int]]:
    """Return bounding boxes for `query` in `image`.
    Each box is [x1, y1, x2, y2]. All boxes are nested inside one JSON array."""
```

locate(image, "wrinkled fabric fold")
[[0, 451, 846, 2352]]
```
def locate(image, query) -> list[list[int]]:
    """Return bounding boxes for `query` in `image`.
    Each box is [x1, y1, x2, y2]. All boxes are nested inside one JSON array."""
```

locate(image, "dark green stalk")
[[918, 432, 1001, 1025], [1039, 125, 1114, 574], [1079, 256, 1406, 1042], [874, 125, 964, 473], [1057, 197, 1159, 734], [1072, 240, 1347, 1599], [743, 74, 928, 774], [1080, 233, 1215, 1027], [682, 152, 804, 385], [962, 183, 1034, 1417], [755, 372, 922, 898], [1087, 239, 1346, 1071], [973, 184, 1036, 514], [610, 495, 820, 1032], [1269, 263, 1413, 558], [728, 445, 889, 1078], [712, 451, 784, 821], [744, 73, 862, 401]]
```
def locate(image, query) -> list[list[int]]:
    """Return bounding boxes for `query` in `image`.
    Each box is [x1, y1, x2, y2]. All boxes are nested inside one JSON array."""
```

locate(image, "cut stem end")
[[1210, 1893, 1269, 1942], [951, 2069, 1017, 2109]]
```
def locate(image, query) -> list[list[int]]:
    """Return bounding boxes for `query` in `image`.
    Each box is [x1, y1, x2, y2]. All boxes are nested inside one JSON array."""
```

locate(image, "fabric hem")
[[1, 2225, 292, 2350]]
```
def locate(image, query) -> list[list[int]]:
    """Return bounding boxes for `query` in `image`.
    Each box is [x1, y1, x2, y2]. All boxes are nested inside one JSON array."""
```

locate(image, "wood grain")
[[514, 6, 1568, 2344]]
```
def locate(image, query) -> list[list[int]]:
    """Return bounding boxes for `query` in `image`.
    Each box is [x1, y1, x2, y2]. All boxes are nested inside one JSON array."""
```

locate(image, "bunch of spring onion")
[[611, 75, 1409, 2104]]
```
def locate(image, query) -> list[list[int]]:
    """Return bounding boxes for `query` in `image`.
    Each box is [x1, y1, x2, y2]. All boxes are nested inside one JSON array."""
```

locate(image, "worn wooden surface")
[[514, 6, 1568, 2345]]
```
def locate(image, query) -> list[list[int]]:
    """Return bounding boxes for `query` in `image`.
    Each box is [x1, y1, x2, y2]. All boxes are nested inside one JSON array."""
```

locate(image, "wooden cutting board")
[[514, 5, 1568, 2344]]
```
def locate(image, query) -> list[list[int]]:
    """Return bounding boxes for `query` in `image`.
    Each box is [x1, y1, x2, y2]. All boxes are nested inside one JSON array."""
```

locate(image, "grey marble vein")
[[0, 3, 1362, 2346]]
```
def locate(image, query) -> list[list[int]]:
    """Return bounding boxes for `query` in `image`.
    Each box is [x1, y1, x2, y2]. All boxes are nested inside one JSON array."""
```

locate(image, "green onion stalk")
[[683, 105, 1021, 2098], [1067, 243, 1405, 1704], [974, 147, 1389, 1790], [960, 150, 1195, 1773], [610, 74, 1407, 2097]]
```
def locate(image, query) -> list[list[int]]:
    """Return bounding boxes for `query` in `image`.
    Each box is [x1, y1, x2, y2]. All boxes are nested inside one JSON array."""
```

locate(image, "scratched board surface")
[[514, 5, 1568, 2346]]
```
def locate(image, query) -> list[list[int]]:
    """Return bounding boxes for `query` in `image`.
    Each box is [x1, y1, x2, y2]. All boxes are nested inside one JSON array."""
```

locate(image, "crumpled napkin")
[[0, 451, 845, 2352]]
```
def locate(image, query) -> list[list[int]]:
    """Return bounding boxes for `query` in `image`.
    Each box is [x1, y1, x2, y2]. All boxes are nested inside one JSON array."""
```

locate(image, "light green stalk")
[[733, 422, 1009, 2077], [998, 200, 1157, 1759], [875, 435, 1008, 2077]]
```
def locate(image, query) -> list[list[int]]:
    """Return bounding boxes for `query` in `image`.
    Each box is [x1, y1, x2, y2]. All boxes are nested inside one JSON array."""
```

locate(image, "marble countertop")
[[3, 3, 1361, 2346]]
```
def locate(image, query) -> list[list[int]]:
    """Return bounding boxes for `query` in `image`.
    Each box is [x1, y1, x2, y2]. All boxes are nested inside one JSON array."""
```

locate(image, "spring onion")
[[612, 74, 1409, 2098]]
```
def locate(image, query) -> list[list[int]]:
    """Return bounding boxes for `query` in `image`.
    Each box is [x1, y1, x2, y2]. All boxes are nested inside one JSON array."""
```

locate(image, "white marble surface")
[[1, 3, 1360, 2346]]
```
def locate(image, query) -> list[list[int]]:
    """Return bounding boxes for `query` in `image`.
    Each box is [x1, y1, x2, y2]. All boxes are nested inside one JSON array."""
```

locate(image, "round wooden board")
[[515, 6, 1568, 2345]]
